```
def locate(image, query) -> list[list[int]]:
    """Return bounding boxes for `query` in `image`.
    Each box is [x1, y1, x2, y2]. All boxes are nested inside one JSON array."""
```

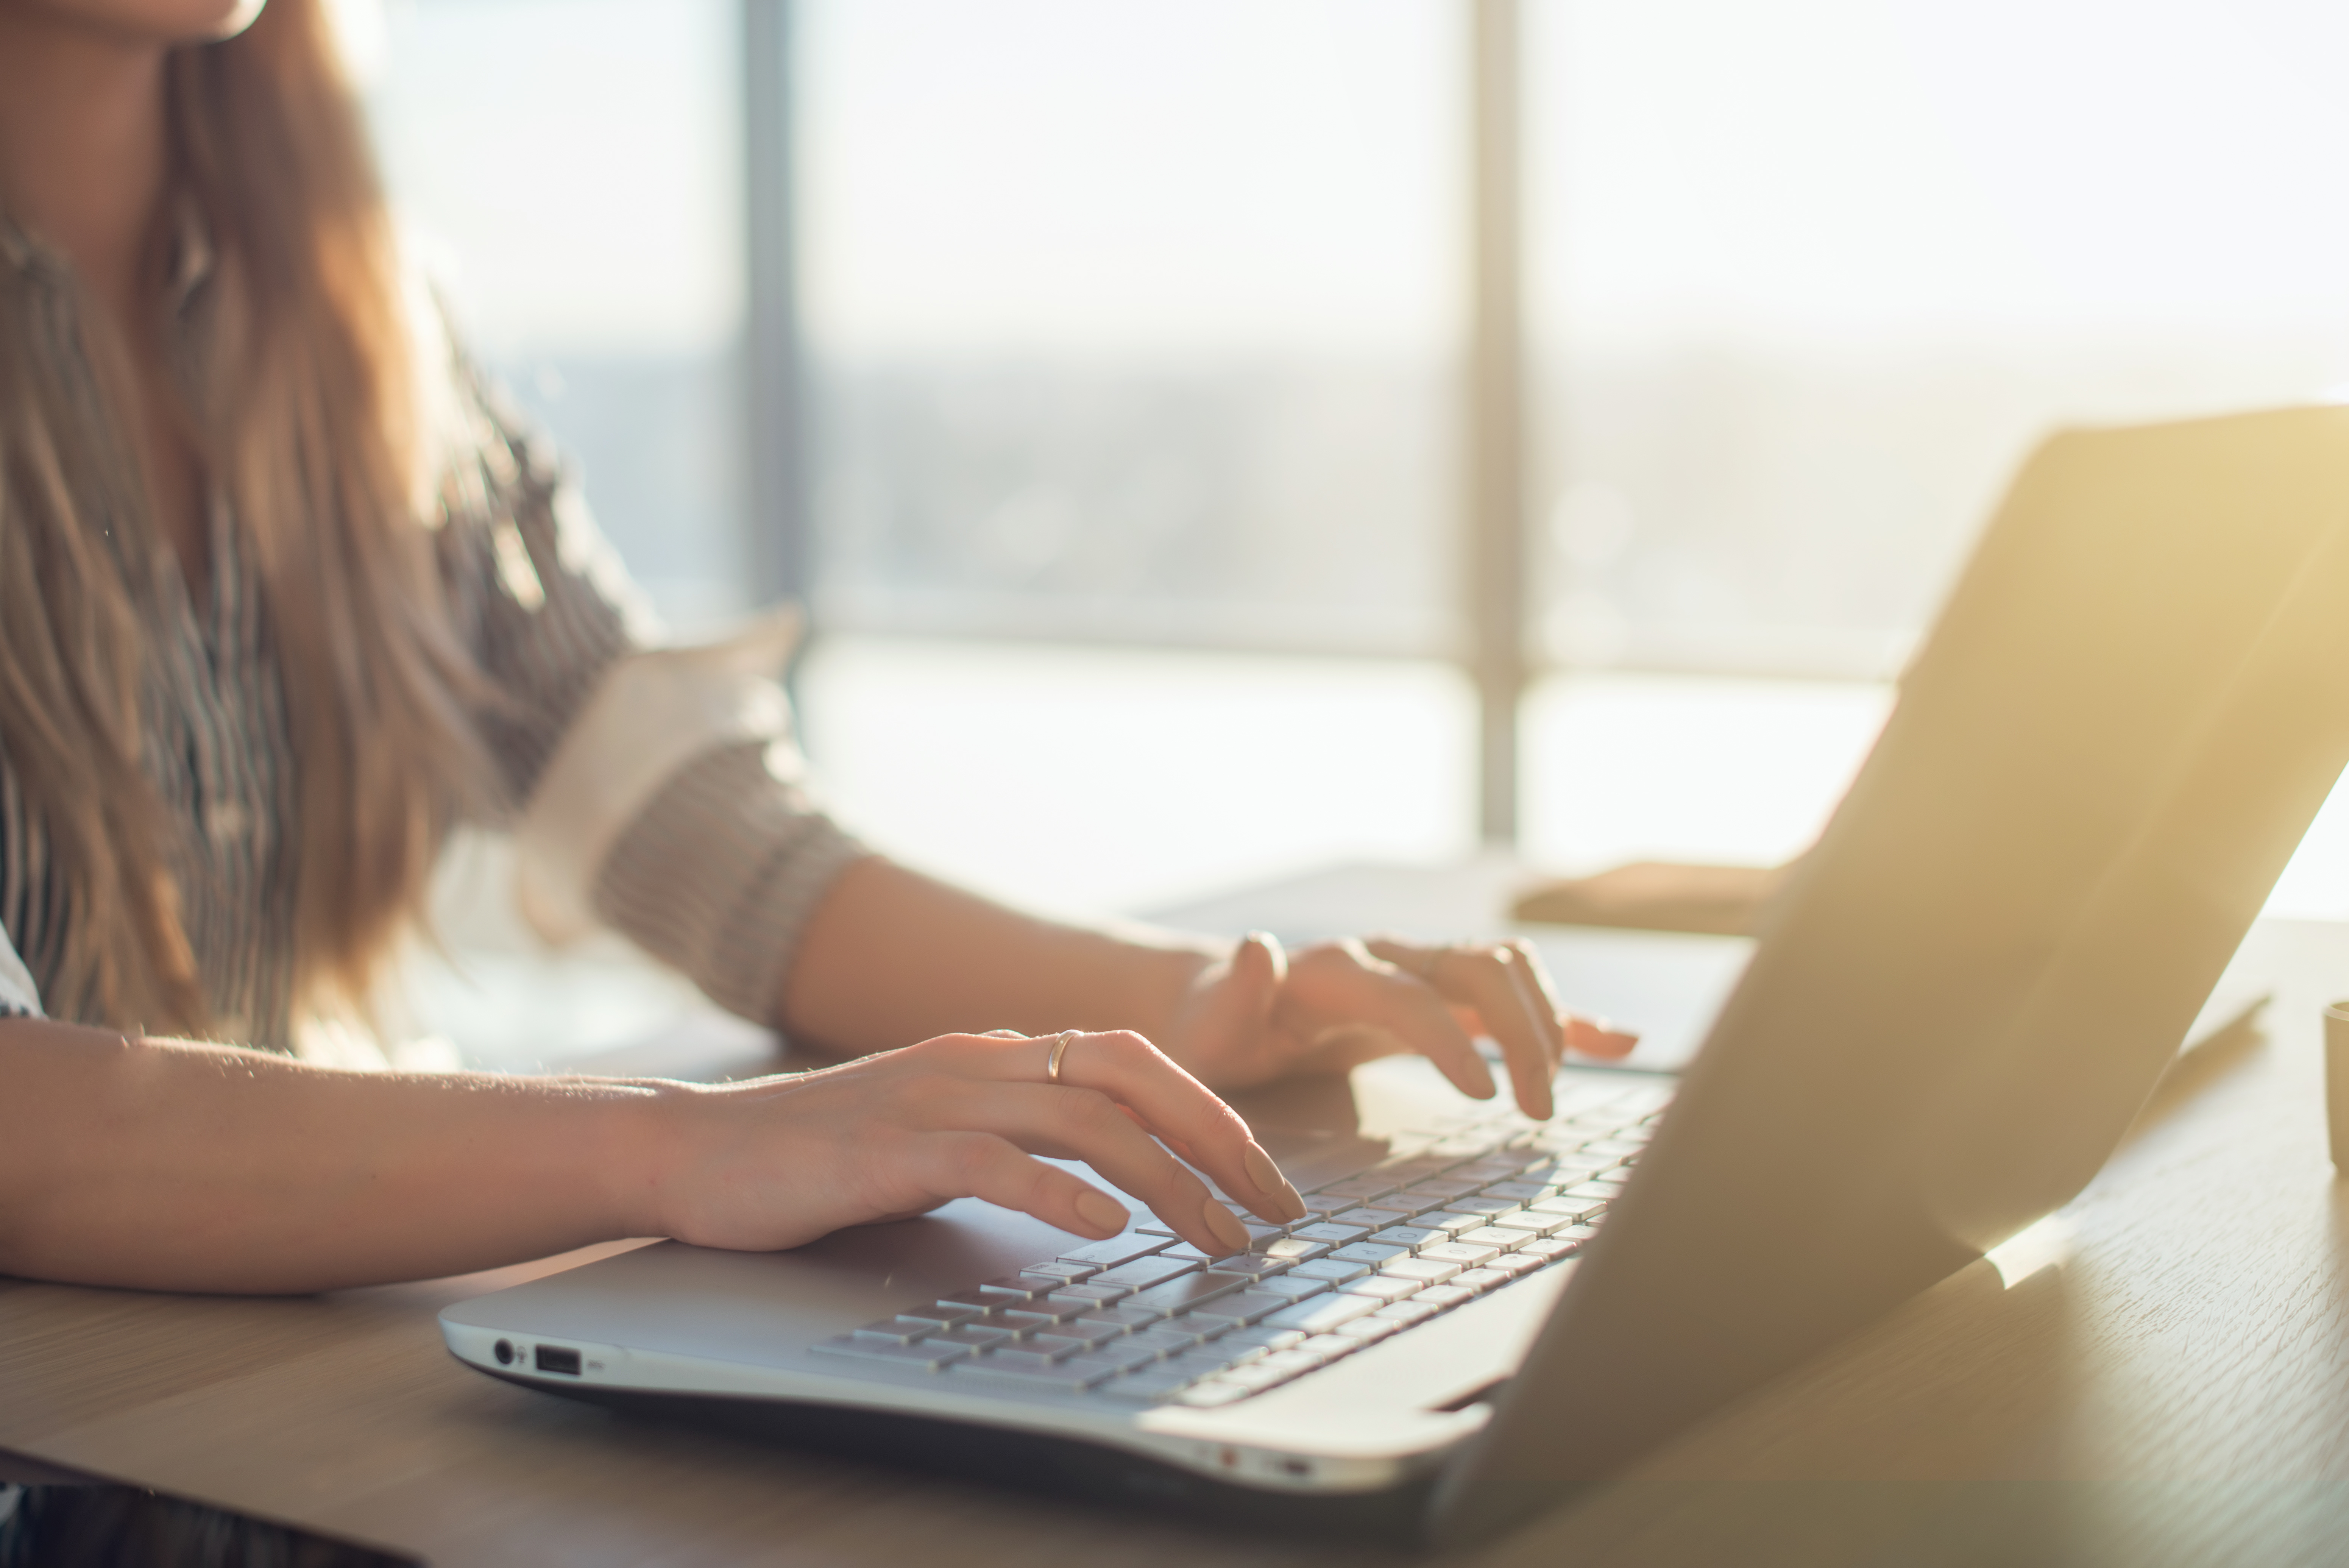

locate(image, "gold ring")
[[1045, 1030, 1078, 1085]]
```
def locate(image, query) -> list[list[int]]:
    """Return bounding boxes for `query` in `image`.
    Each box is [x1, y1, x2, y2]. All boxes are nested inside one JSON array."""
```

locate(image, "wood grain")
[[8, 911, 2349, 1566]]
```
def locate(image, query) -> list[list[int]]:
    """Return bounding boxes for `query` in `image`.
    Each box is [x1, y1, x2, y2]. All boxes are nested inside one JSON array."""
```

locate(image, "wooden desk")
[[7, 876, 2349, 1567]]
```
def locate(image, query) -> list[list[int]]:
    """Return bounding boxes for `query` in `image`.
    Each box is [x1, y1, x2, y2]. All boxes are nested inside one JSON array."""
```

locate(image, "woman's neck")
[[0, 11, 170, 320]]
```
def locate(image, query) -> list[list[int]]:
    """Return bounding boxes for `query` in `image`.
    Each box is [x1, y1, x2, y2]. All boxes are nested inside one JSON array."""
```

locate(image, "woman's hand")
[[639, 1029, 1306, 1256], [1157, 933, 1638, 1121]]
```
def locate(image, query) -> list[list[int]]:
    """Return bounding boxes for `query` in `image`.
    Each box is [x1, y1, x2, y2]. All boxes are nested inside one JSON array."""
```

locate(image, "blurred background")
[[357, 0, 2349, 1063]]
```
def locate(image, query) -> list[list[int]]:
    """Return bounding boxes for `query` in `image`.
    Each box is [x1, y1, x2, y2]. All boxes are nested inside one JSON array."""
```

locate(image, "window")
[[799, 0, 1462, 656], [1527, 0, 2349, 679], [368, 0, 749, 635]]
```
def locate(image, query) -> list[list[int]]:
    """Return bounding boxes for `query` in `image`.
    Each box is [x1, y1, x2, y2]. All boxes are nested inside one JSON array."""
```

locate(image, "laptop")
[[441, 406, 2349, 1547]]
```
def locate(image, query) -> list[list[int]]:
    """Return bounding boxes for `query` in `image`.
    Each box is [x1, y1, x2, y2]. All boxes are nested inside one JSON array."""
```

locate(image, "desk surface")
[[7, 871, 2349, 1567]]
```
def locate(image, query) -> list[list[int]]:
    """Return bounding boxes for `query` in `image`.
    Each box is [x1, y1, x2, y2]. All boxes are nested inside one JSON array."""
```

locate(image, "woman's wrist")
[[582, 1077, 691, 1242], [778, 859, 1235, 1056]]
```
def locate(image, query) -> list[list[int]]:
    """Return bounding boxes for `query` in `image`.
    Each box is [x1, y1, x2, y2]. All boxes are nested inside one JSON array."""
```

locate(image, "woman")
[[0, 0, 1630, 1300]]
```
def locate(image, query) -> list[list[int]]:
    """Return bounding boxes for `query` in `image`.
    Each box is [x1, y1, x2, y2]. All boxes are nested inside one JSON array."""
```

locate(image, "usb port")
[[533, 1345, 582, 1376]]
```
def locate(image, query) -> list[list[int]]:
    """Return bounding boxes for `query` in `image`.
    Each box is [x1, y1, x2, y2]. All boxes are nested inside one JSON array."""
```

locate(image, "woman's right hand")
[[632, 1029, 1308, 1257]]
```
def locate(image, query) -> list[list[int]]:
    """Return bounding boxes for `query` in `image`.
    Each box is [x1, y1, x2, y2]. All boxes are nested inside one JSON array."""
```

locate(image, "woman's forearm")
[[778, 858, 1226, 1056], [0, 1017, 669, 1293], [3, 1019, 1302, 1295]]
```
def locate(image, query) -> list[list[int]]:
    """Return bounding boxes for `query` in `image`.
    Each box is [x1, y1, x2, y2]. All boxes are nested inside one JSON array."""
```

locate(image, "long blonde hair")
[[0, 0, 488, 1036]]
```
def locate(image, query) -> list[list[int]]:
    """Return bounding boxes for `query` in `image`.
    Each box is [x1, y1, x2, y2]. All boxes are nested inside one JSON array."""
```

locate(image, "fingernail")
[[1075, 1189, 1129, 1236], [1202, 1197, 1251, 1254], [1242, 1144, 1306, 1221]]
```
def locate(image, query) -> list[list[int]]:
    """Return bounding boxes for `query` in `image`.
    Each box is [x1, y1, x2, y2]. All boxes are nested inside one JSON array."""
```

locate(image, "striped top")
[[0, 207, 866, 1050]]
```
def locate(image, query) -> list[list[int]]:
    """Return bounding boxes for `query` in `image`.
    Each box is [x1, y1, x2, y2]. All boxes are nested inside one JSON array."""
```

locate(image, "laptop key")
[[1309, 1175, 1398, 1202], [1122, 1270, 1253, 1316], [852, 1319, 936, 1344], [1329, 1242, 1409, 1267], [976, 1275, 1064, 1301], [1157, 1242, 1231, 1265], [812, 1336, 970, 1370], [1286, 1257, 1371, 1284], [1373, 1300, 1444, 1328], [1073, 1307, 1159, 1333], [1483, 1181, 1555, 1203], [1361, 1194, 1435, 1218], [1336, 1315, 1401, 1343], [1444, 1197, 1525, 1220], [1175, 1290, 1295, 1330], [1166, 1348, 1246, 1379], [1452, 1268, 1513, 1293], [1000, 1300, 1091, 1328], [1209, 1325, 1302, 1362], [1457, 1226, 1530, 1252], [1057, 1234, 1172, 1269], [1490, 1210, 1569, 1237], [1341, 1275, 1424, 1304], [1289, 1222, 1373, 1246], [1053, 1318, 1132, 1348], [1488, 1253, 1546, 1277], [1413, 1284, 1475, 1309], [1330, 1208, 1394, 1229], [1045, 1282, 1132, 1307], [1400, 1178, 1482, 1203], [1197, 1253, 1292, 1282], [893, 1304, 981, 1331], [1091, 1257, 1201, 1291], [1264, 1294, 1378, 1334], [951, 1355, 1119, 1393], [1096, 1368, 1198, 1404], [1252, 1235, 1332, 1264], [1518, 1154, 1604, 1181], [1418, 1240, 1501, 1268], [989, 1337, 1086, 1369], [1124, 1325, 1210, 1356], [1516, 1235, 1581, 1261], [1381, 1256, 1461, 1286], [931, 1324, 1015, 1351], [1086, 1342, 1167, 1374], [1368, 1225, 1444, 1251], [1416, 1211, 1494, 1237], [1254, 1272, 1338, 1300]]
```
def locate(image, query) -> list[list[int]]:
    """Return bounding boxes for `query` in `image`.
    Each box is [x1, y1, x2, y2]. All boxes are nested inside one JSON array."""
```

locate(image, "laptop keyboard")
[[810, 1078, 1672, 1410]]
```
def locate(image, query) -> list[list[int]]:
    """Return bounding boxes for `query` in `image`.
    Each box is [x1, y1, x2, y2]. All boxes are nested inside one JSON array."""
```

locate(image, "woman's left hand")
[[1157, 932, 1638, 1120]]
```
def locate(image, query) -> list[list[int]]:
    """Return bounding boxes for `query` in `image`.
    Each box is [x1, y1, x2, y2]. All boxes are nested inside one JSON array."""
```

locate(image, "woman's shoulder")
[[413, 292, 659, 647], [419, 303, 566, 529]]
